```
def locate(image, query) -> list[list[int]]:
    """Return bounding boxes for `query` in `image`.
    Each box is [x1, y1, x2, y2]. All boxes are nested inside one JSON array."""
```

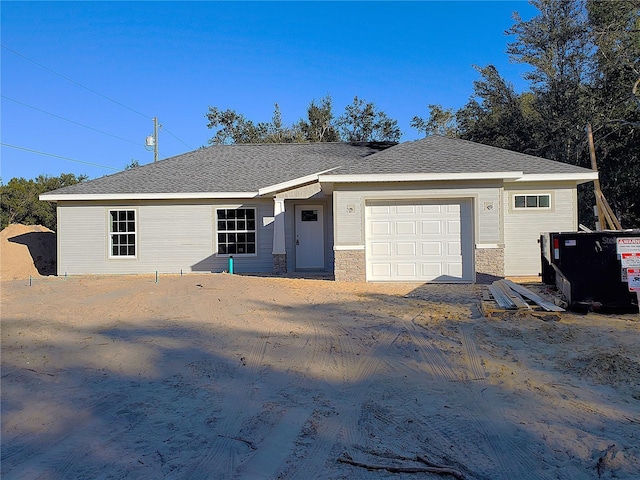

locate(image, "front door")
[[295, 205, 324, 269]]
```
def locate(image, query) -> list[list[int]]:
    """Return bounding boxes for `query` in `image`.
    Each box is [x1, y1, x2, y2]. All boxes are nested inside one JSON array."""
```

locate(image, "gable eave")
[[257, 167, 340, 196], [39, 191, 259, 202], [318, 171, 524, 183]]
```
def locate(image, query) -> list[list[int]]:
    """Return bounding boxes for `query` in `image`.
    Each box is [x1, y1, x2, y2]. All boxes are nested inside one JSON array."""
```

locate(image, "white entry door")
[[295, 205, 324, 269]]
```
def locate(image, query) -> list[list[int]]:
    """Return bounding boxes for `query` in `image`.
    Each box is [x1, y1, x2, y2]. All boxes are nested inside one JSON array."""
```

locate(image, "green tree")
[[506, 0, 592, 167], [125, 159, 140, 170], [584, 0, 640, 226], [411, 104, 459, 138], [206, 103, 303, 145], [297, 95, 340, 142], [337, 96, 401, 142], [455, 65, 541, 153], [1, 173, 87, 231], [263, 103, 305, 143], [205, 106, 267, 145]]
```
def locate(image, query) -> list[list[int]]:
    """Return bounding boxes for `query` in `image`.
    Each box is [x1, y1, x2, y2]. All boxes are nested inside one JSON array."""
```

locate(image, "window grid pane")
[[514, 194, 550, 209], [217, 208, 257, 255], [538, 195, 550, 207], [109, 210, 136, 257]]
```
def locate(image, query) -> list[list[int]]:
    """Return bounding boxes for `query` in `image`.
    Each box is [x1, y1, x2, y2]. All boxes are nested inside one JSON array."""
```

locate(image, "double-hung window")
[[109, 209, 136, 257], [217, 208, 256, 255], [514, 194, 551, 209]]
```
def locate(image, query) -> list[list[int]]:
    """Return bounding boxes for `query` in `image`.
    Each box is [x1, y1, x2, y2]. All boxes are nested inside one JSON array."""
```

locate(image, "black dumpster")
[[540, 231, 640, 312]]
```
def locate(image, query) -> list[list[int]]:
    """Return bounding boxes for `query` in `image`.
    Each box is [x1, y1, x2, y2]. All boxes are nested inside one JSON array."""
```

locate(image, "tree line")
[[1, 174, 87, 231], [205, 95, 402, 145]]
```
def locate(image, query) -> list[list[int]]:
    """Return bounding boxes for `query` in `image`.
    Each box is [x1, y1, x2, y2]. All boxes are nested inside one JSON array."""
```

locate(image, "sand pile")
[[0, 224, 56, 280]]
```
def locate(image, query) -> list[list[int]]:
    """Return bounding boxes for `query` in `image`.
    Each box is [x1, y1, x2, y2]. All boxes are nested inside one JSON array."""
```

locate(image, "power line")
[[1, 143, 120, 171], [3, 44, 195, 155], [1, 43, 150, 119], [163, 126, 193, 150], [2, 95, 142, 147]]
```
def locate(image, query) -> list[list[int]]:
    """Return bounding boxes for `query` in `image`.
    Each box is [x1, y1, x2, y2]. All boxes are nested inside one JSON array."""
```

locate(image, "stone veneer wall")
[[272, 254, 287, 275], [475, 247, 505, 283], [334, 249, 366, 282]]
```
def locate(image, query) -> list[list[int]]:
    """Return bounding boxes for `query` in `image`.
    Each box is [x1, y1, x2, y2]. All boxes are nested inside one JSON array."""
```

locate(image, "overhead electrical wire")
[[163, 127, 193, 149], [1, 143, 120, 171], [2, 44, 194, 154], [1, 44, 150, 120], [2, 95, 142, 147]]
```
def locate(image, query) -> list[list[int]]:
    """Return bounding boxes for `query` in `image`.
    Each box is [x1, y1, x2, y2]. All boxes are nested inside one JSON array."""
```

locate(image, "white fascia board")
[[39, 192, 258, 202], [509, 172, 599, 184], [258, 167, 340, 196], [318, 171, 524, 183]]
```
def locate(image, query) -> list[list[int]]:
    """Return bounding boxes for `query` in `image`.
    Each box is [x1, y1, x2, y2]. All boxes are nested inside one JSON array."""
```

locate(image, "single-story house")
[[40, 136, 598, 282]]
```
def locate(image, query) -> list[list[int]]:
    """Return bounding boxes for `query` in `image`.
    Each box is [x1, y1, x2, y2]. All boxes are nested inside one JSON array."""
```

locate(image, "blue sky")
[[1, 1, 538, 181]]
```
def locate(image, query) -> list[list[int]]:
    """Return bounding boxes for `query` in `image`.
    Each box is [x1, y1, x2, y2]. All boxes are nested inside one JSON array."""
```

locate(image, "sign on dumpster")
[[621, 253, 640, 268], [627, 268, 640, 292], [617, 238, 640, 255]]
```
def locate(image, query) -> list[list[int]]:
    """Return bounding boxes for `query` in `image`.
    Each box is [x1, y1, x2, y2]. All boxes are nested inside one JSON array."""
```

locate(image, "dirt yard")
[[1, 270, 639, 480]]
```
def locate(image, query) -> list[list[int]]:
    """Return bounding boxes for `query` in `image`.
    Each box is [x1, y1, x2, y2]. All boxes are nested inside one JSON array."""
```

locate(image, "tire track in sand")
[[184, 329, 272, 479], [285, 327, 401, 480], [458, 324, 556, 480]]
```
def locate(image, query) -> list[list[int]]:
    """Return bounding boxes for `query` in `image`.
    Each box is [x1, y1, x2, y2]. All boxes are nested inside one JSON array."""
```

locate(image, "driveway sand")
[[2, 272, 639, 479]]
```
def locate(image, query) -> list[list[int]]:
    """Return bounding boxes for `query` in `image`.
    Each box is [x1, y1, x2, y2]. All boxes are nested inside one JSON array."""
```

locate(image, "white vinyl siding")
[[56, 199, 274, 275], [503, 184, 577, 276], [333, 181, 501, 247]]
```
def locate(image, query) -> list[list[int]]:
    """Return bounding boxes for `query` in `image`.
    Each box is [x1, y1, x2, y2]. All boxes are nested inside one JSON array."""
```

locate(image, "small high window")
[[217, 208, 256, 255], [109, 209, 136, 257], [514, 194, 551, 209]]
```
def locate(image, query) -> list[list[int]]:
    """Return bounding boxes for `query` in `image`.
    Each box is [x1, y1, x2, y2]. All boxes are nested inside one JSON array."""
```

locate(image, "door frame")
[[294, 204, 325, 270]]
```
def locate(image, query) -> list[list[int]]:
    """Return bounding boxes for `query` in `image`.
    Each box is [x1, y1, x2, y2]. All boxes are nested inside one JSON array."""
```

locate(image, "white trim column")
[[273, 197, 286, 255]]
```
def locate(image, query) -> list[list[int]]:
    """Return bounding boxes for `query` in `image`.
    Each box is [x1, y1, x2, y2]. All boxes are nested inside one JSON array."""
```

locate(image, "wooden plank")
[[494, 280, 531, 310], [502, 280, 565, 312], [488, 284, 516, 309]]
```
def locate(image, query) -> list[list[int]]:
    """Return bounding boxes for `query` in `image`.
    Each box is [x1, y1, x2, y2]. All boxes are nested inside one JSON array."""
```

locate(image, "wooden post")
[[586, 124, 622, 230], [587, 123, 606, 231]]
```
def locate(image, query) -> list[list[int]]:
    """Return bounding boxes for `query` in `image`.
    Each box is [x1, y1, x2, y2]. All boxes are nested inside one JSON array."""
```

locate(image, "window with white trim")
[[216, 208, 256, 255], [514, 194, 551, 209], [109, 209, 136, 257]]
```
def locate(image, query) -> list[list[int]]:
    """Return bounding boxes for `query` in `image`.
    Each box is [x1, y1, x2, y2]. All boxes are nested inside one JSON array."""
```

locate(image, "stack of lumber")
[[482, 280, 564, 318]]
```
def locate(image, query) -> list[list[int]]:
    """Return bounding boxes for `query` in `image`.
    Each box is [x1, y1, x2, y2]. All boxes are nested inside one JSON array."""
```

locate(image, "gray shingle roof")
[[42, 136, 595, 197], [43, 142, 381, 196], [337, 136, 594, 175]]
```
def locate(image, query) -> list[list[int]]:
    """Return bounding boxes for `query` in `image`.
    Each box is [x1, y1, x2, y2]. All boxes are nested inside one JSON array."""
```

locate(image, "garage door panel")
[[370, 205, 391, 215], [366, 199, 473, 282], [421, 205, 441, 214], [421, 220, 441, 234], [396, 205, 416, 214], [447, 204, 461, 214], [421, 242, 442, 255], [397, 263, 417, 277], [396, 242, 416, 256], [370, 221, 391, 235], [447, 241, 461, 255], [396, 221, 416, 235], [448, 263, 463, 277], [447, 219, 461, 234], [371, 242, 391, 256], [421, 263, 443, 277], [371, 263, 391, 277]]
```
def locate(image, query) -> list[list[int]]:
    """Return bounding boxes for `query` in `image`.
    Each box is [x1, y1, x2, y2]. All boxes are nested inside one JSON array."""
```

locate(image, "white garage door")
[[366, 199, 473, 282]]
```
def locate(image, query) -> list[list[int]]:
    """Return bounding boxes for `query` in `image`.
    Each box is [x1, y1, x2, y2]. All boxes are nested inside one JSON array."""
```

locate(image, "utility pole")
[[145, 117, 161, 162], [153, 117, 159, 162]]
